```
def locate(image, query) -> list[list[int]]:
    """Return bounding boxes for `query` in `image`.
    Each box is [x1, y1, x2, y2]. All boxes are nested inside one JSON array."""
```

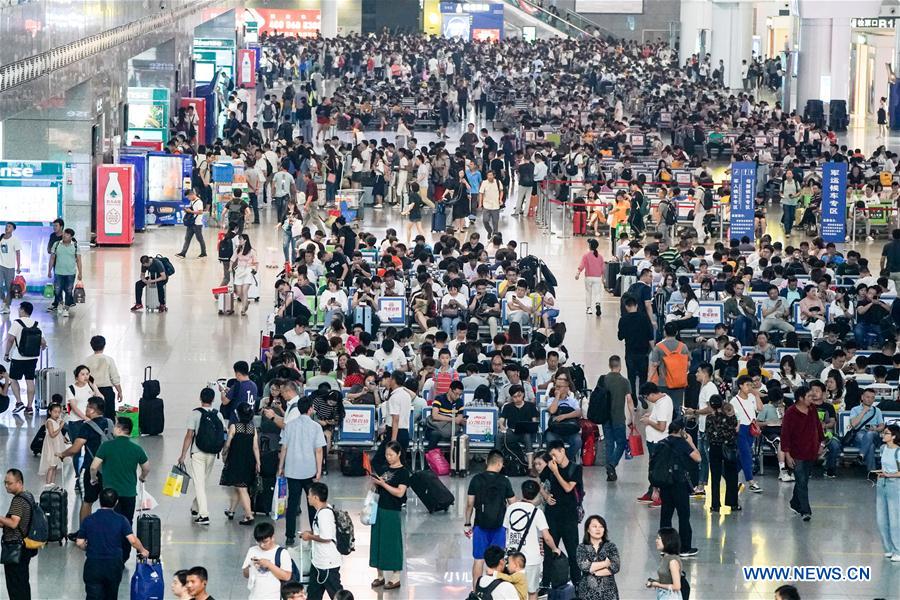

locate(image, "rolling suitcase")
[[450, 433, 469, 477], [39, 486, 68, 544], [36, 351, 66, 410], [573, 210, 587, 235], [409, 469, 454, 513], [136, 513, 161, 560], [30, 425, 46, 455], [213, 286, 234, 315], [246, 272, 260, 303], [258, 436, 280, 478], [138, 366, 165, 436], [431, 205, 447, 232], [605, 261, 621, 292], [145, 284, 160, 311]]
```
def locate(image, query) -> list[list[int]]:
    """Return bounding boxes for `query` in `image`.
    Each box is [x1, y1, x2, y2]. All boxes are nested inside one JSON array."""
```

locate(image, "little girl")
[[536, 282, 558, 329], [39, 402, 69, 486]]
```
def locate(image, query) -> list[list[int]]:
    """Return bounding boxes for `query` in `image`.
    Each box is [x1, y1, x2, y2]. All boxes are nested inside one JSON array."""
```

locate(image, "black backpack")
[[193, 408, 226, 454], [15, 319, 42, 357], [155, 255, 175, 277], [649, 439, 684, 487], [467, 579, 504, 600], [475, 474, 508, 530], [661, 200, 677, 226], [567, 364, 588, 397], [587, 376, 611, 425], [262, 103, 275, 122], [702, 189, 714, 211]]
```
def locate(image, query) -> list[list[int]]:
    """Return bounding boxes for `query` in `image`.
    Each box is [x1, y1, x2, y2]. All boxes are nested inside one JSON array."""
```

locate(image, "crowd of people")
[[5, 19, 900, 600]]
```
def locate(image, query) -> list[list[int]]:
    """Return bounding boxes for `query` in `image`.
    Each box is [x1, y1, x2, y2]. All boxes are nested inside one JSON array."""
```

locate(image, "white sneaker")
[[885, 552, 894, 558], [0, 306, 9, 315], [778, 469, 794, 482], [748, 481, 762, 493], [867, 236, 875, 242], [46, 305, 57, 312], [60, 307, 69, 318], [892, 554, 900, 562]]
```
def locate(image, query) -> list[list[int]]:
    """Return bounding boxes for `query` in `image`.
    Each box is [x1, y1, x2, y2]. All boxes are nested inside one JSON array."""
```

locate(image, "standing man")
[[539, 440, 583, 587], [273, 160, 297, 222], [219, 361, 259, 425], [178, 387, 222, 525], [301, 482, 344, 600], [0, 222, 21, 315], [780, 386, 824, 522], [649, 322, 690, 418], [503, 480, 561, 600], [302, 171, 327, 231], [84, 335, 124, 421], [602, 355, 634, 482], [618, 296, 654, 407], [89, 417, 150, 561], [245, 157, 262, 224], [4, 301, 46, 415], [76, 488, 150, 600], [47, 227, 82, 318], [654, 421, 701, 558], [479, 170, 504, 237], [637, 382, 674, 508], [881, 228, 900, 293], [683, 363, 717, 497], [512, 151, 534, 217], [465, 450, 516, 590], [175, 189, 208, 259], [0, 469, 35, 600], [278, 393, 326, 547], [57, 398, 114, 539]]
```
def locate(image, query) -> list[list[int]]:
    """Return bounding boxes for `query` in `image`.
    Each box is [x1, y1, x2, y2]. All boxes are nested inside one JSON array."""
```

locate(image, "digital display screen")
[[195, 61, 216, 83], [0, 183, 58, 222], [147, 155, 187, 202], [575, 0, 643, 13], [128, 103, 165, 130]]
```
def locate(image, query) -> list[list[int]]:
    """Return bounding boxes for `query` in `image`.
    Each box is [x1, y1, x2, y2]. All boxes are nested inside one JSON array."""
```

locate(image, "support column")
[[796, 17, 833, 110], [321, 0, 338, 38], [709, 1, 753, 90], [679, 0, 712, 66]]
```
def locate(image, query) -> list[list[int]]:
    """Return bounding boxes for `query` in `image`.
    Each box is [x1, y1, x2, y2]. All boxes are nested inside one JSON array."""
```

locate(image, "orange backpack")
[[658, 341, 689, 389]]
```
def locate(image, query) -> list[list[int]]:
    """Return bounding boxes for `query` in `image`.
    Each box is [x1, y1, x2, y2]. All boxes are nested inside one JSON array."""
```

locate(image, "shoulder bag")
[[840, 408, 877, 447], [736, 397, 761, 437]]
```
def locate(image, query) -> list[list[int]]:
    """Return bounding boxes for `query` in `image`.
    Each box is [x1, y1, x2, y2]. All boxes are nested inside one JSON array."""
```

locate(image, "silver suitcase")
[[36, 352, 66, 410], [145, 283, 160, 311]]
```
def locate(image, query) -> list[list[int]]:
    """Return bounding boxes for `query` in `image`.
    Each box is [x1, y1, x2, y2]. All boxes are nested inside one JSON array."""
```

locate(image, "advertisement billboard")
[[127, 87, 170, 144], [96, 164, 135, 245], [146, 154, 193, 226], [241, 8, 321, 37]]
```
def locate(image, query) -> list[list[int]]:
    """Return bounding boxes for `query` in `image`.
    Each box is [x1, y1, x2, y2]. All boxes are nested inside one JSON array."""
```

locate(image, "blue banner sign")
[[729, 161, 757, 240], [821, 161, 847, 243]]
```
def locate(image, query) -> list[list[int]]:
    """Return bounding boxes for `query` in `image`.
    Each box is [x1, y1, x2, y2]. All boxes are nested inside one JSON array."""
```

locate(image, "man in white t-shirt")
[[684, 363, 718, 497], [373, 339, 408, 372], [503, 480, 562, 600], [504, 282, 534, 327], [284, 322, 312, 354], [637, 382, 673, 506], [302, 482, 343, 600], [474, 545, 520, 600], [175, 190, 207, 259], [242, 521, 294, 600], [0, 222, 22, 313]]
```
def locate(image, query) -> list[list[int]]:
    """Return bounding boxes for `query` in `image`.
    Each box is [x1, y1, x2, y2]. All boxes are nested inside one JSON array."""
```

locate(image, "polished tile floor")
[[1, 125, 900, 600]]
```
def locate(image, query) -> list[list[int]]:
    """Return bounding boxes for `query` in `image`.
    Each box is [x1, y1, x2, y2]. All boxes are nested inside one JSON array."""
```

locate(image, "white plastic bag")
[[360, 489, 378, 526], [138, 484, 158, 512]]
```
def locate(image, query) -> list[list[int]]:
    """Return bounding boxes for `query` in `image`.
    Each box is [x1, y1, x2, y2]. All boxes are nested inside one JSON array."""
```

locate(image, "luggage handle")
[[39, 348, 48, 370], [144, 366, 152, 382]]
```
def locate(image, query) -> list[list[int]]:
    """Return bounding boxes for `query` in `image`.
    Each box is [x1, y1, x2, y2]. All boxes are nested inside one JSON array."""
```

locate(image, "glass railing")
[[563, 7, 616, 39], [498, 0, 596, 39]]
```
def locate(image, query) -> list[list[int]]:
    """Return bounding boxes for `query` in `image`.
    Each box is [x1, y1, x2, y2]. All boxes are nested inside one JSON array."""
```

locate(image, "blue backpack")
[[275, 547, 302, 586]]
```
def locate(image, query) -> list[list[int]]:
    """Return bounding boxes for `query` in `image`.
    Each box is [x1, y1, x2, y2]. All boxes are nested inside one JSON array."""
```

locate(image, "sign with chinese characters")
[[464, 408, 496, 443], [821, 161, 847, 243], [729, 161, 757, 240], [377, 297, 407, 325], [696, 303, 725, 331], [340, 407, 376, 441], [850, 17, 897, 29]]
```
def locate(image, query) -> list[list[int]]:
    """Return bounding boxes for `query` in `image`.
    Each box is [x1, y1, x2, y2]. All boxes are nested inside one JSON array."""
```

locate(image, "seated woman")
[[665, 283, 700, 335], [410, 273, 435, 331], [584, 188, 605, 237], [750, 331, 777, 363], [319, 278, 349, 325], [505, 321, 528, 345]]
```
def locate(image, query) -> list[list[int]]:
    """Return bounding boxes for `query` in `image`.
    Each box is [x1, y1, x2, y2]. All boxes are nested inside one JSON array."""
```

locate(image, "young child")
[[535, 282, 558, 329], [242, 521, 294, 599], [38, 400, 68, 485], [280, 582, 306, 600], [495, 551, 528, 600]]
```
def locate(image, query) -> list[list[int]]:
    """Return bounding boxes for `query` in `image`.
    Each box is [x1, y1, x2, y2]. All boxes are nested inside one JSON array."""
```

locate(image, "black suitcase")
[[138, 366, 165, 436], [605, 262, 621, 292], [136, 513, 161, 560], [40, 486, 68, 544], [409, 470, 454, 513], [252, 476, 276, 515], [30, 425, 46, 456], [340, 448, 366, 476], [258, 436, 280, 478]]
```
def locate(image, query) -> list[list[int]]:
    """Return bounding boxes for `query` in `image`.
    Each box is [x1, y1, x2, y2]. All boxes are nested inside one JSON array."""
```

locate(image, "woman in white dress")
[[231, 234, 259, 315]]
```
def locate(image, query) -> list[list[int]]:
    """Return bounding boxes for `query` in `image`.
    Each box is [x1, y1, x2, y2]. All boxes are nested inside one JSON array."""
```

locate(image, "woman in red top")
[[342, 358, 365, 388], [575, 238, 606, 316]]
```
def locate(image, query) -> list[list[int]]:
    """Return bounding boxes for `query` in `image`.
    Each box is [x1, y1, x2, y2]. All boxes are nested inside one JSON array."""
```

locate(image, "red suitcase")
[[573, 211, 587, 235]]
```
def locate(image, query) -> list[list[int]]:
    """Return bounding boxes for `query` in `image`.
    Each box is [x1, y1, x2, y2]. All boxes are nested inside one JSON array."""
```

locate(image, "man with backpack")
[[90, 417, 150, 562], [0, 468, 38, 600], [471, 545, 519, 600], [258, 95, 278, 141], [503, 480, 562, 600], [3, 301, 47, 415], [175, 189, 208, 259], [301, 482, 345, 600], [649, 322, 690, 418], [47, 226, 82, 318], [178, 387, 224, 526], [637, 382, 674, 508], [58, 397, 115, 538], [539, 439, 583, 588], [595, 355, 634, 482], [131, 255, 169, 312], [273, 159, 298, 222], [650, 421, 701, 558], [242, 522, 296, 599], [658, 193, 676, 244], [464, 450, 516, 591]]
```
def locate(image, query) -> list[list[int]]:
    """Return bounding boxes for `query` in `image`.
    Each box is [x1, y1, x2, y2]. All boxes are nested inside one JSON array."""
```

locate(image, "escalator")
[[498, 0, 597, 39]]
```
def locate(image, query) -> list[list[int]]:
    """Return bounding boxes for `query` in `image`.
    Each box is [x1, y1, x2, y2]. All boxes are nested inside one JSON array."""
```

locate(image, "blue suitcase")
[[431, 205, 447, 232]]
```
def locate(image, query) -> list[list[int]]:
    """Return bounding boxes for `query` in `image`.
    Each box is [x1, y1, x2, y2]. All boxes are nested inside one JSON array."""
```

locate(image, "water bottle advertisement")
[[96, 164, 134, 246], [237, 49, 256, 89]]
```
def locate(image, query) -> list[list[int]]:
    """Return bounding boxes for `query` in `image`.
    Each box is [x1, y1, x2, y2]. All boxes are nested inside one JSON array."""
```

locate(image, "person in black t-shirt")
[[132, 255, 168, 311], [323, 248, 350, 282], [656, 421, 701, 557], [855, 286, 891, 348], [539, 440, 584, 586], [497, 384, 539, 464]]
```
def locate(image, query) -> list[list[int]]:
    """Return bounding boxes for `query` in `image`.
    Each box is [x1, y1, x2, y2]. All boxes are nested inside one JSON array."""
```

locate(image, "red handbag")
[[628, 424, 644, 457]]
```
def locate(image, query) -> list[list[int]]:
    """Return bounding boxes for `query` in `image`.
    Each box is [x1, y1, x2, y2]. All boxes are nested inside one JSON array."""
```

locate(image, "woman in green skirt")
[[369, 440, 410, 591]]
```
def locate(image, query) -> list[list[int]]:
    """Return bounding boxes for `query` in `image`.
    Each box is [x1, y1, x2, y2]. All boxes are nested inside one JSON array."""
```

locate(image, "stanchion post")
[[719, 202, 725, 243], [851, 206, 857, 248]]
